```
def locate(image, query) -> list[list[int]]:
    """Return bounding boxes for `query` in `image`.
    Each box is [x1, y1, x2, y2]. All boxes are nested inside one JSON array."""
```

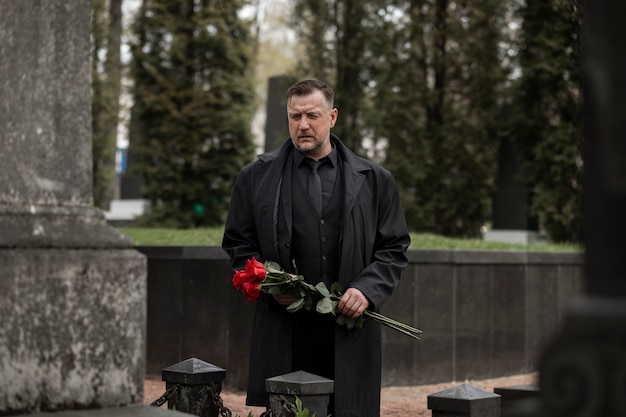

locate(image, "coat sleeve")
[[221, 165, 263, 271], [346, 168, 411, 311]]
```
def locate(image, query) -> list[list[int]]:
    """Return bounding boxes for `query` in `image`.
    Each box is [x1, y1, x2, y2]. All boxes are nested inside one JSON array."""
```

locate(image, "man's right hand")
[[273, 294, 296, 306]]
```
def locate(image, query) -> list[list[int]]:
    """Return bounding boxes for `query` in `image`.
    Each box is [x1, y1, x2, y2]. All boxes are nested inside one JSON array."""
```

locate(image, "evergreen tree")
[[291, 0, 373, 153], [507, 0, 583, 242], [379, 0, 507, 237], [129, 0, 256, 227], [288, 0, 582, 241], [91, 0, 122, 209], [292, 0, 506, 237]]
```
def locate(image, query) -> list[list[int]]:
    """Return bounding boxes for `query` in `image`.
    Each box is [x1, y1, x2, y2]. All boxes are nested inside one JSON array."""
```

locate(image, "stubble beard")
[[293, 136, 329, 158]]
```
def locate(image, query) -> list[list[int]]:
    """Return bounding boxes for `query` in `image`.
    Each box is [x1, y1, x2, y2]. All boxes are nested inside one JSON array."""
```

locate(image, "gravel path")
[[144, 372, 537, 417]]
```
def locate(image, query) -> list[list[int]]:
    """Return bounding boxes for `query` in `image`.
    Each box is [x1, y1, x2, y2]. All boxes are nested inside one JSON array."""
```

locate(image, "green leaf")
[[315, 282, 330, 297], [286, 298, 305, 312], [315, 297, 335, 315], [330, 282, 343, 295], [266, 261, 282, 273], [294, 395, 314, 417], [295, 396, 303, 411], [345, 317, 356, 329], [337, 315, 355, 329]]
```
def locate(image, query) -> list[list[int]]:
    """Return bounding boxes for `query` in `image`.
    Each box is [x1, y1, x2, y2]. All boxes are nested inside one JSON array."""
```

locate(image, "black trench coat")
[[222, 136, 410, 417]]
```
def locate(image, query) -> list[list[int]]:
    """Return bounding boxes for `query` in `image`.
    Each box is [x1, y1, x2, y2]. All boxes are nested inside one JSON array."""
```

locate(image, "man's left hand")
[[338, 288, 370, 319]]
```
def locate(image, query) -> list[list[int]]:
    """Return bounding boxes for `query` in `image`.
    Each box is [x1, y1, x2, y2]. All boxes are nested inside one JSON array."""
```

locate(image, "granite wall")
[[137, 246, 583, 390]]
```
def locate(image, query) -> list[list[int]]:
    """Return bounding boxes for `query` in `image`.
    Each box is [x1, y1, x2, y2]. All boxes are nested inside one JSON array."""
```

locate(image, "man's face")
[[287, 90, 338, 159]]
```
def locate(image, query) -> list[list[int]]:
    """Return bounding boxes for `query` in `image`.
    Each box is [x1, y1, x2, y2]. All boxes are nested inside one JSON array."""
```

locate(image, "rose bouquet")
[[232, 257, 422, 340]]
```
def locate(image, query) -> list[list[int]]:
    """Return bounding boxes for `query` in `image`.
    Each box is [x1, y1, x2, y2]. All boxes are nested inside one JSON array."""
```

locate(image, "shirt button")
[[321, 236, 327, 242], [320, 219, 325, 224], [285, 243, 290, 248], [322, 255, 328, 261]]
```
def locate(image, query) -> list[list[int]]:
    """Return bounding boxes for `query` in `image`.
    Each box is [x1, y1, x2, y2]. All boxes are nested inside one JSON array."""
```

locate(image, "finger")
[[345, 303, 363, 319], [339, 295, 360, 317], [338, 292, 353, 312], [341, 289, 370, 318]]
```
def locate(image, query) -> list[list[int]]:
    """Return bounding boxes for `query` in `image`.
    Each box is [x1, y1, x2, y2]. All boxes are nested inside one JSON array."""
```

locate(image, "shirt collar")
[[294, 144, 338, 168]]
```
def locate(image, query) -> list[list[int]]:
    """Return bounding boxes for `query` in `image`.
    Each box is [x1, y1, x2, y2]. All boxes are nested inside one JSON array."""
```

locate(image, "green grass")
[[119, 227, 225, 246], [410, 233, 580, 252], [118, 227, 581, 252]]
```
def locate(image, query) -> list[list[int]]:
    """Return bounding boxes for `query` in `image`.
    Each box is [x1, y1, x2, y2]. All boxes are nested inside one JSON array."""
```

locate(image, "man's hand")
[[273, 293, 296, 306], [338, 288, 370, 319]]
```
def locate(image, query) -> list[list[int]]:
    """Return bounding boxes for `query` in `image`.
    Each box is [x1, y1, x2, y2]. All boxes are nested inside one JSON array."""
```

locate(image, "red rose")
[[241, 281, 261, 301], [232, 269, 247, 290], [233, 257, 266, 301], [245, 257, 266, 282]]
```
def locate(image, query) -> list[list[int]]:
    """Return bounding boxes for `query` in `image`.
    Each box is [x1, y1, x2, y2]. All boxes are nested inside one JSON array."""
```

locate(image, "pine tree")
[[290, 0, 581, 241], [129, 0, 256, 227], [291, 0, 373, 153], [292, 0, 506, 237], [508, 0, 583, 242], [373, 0, 507, 237]]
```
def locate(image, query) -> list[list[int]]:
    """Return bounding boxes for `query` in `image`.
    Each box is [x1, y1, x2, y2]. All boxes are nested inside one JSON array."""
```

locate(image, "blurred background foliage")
[[92, 0, 582, 243]]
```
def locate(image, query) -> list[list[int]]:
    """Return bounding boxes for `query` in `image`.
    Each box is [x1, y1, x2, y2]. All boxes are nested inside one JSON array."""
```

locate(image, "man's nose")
[[298, 117, 309, 129]]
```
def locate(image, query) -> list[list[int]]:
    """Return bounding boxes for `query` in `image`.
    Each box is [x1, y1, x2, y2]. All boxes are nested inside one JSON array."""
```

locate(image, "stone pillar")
[[537, 2, 626, 417], [0, 1, 146, 414], [161, 358, 226, 417], [265, 371, 334, 417], [427, 384, 501, 417]]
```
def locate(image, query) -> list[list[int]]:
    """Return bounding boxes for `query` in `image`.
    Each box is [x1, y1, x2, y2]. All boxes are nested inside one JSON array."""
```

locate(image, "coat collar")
[[257, 135, 372, 263], [258, 135, 372, 216], [258, 134, 371, 173]]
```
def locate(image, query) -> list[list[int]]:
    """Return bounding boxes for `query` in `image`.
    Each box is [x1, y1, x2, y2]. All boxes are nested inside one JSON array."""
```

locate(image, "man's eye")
[[290, 115, 301, 121], [308, 114, 319, 119]]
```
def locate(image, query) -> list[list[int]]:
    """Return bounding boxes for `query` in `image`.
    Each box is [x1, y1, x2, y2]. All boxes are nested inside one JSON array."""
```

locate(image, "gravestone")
[[0, 1, 147, 413], [484, 137, 541, 244], [264, 75, 296, 152], [537, 2, 626, 417]]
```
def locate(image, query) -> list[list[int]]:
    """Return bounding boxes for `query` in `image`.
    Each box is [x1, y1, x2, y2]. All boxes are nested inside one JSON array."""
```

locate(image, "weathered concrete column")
[[427, 384, 501, 417], [0, 1, 146, 414], [266, 371, 334, 417], [161, 358, 226, 417]]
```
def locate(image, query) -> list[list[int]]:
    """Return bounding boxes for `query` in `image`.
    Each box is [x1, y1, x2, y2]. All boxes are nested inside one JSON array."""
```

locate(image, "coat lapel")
[[334, 135, 370, 217], [259, 140, 293, 262]]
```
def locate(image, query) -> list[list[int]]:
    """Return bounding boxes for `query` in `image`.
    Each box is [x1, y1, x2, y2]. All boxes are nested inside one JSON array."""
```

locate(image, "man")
[[222, 79, 410, 417]]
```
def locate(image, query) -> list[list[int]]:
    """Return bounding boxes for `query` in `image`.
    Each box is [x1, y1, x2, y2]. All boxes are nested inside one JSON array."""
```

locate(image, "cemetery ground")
[[144, 371, 537, 416]]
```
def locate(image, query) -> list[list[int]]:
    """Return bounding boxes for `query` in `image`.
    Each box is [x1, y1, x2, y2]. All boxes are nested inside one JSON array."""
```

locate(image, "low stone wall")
[[137, 246, 583, 391]]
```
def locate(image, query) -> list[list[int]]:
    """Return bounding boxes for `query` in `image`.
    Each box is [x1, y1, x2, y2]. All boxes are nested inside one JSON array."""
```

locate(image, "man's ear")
[[330, 108, 338, 128]]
